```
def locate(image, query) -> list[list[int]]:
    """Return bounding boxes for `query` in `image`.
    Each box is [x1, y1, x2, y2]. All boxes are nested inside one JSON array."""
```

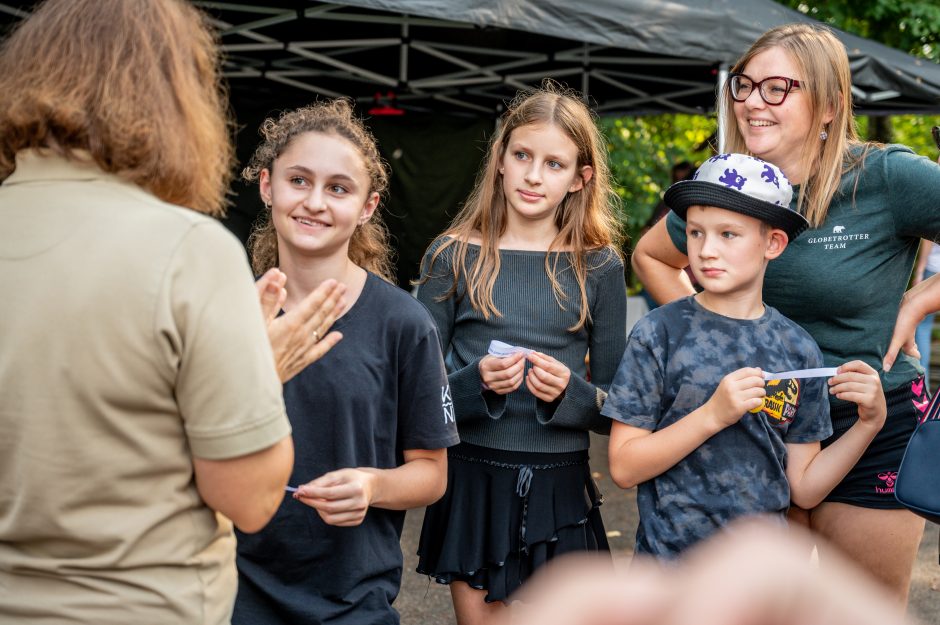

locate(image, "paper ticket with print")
[[488, 340, 533, 358]]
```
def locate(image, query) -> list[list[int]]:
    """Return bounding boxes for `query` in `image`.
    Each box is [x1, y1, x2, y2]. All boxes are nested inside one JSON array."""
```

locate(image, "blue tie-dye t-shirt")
[[602, 296, 831, 558]]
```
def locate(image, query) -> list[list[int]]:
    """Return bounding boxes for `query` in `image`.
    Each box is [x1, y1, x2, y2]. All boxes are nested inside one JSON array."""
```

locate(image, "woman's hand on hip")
[[883, 272, 940, 371]]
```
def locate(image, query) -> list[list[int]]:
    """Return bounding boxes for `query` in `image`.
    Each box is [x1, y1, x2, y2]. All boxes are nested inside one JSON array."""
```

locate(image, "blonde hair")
[[244, 100, 394, 282], [0, 0, 233, 216], [418, 81, 622, 331], [722, 23, 867, 228]]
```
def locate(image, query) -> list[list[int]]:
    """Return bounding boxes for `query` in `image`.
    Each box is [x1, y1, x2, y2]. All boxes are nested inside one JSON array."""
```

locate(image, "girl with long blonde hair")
[[415, 82, 626, 624]]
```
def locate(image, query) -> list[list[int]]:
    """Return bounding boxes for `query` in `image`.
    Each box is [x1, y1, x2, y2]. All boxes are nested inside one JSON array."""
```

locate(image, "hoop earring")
[[820, 129, 828, 141]]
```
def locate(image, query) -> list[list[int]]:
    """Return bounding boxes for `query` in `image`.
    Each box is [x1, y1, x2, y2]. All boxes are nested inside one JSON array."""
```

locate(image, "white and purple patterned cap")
[[664, 153, 808, 240]]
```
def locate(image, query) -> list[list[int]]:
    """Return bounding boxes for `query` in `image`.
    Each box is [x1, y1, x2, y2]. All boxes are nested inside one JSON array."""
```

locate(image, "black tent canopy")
[[2, 0, 938, 284], [191, 0, 940, 117]]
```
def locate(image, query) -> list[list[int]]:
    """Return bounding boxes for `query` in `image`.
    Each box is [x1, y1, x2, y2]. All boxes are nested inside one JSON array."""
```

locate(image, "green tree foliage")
[[782, 0, 939, 61], [602, 115, 715, 258]]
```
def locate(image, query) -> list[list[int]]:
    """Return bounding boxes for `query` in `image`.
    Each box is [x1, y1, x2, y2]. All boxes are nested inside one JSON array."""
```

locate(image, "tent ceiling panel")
[[1, 0, 937, 115], [192, 1, 724, 116]]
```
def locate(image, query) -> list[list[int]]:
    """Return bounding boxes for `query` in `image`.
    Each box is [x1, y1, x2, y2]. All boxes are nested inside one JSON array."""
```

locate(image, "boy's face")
[[685, 205, 786, 297]]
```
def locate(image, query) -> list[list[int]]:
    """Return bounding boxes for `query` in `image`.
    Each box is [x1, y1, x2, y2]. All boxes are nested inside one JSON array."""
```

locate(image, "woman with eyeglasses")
[[632, 23, 940, 609]]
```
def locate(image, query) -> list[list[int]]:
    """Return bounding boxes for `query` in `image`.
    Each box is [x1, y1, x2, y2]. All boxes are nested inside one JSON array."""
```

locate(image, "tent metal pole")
[[400, 18, 409, 84], [0, 3, 28, 17], [581, 43, 589, 103], [717, 63, 729, 153]]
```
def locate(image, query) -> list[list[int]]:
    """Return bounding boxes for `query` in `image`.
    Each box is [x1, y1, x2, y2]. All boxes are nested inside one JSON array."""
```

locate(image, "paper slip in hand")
[[488, 339, 533, 358], [285, 485, 299, 493], [762, 367, 838, 381]]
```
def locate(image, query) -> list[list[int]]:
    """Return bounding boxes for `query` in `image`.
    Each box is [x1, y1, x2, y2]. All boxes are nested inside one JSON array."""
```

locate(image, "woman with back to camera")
[[0, 1, 337, 623], [632, 23, 940, 606]]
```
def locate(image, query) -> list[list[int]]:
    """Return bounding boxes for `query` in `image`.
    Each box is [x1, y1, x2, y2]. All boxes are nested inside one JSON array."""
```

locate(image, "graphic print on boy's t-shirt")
[[752, 378, 800, 425]]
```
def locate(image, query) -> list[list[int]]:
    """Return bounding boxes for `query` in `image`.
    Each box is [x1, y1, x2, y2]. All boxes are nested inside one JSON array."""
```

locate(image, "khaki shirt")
[[0, 151, 290, 624]]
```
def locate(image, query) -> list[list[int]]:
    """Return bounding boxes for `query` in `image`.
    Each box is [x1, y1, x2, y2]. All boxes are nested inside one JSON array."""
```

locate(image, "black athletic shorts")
[[821, 376, 929, 509]]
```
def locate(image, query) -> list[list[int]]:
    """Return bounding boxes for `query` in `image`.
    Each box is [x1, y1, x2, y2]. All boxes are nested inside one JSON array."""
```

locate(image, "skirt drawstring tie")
[[516, 465, 533, 557]]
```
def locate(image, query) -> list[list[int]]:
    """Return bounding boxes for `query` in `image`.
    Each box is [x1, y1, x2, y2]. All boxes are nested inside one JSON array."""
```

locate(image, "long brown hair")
[[419, 81, 622, 331], [722, 23, 866, 228], [0, 0, 233, 216], [244, 100, 394, 282]]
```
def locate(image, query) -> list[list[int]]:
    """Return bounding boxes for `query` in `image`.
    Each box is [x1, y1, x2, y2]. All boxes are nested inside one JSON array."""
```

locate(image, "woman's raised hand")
[[256, 268, 346, 382]]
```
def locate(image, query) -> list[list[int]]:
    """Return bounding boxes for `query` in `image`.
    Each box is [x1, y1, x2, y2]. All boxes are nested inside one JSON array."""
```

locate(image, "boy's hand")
[[828, 360, 886, 428], [479, 352, 526, 394], [525, 352, 571, 402], [705, 368, 765, 428]]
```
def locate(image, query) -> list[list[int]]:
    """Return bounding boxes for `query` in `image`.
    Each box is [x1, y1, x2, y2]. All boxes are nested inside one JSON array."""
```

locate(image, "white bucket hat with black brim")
[[664, 153, 809, 241]]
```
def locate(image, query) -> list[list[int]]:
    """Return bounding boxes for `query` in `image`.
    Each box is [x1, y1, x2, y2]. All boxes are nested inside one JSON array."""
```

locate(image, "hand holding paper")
[[480, 339, 531, 394], [293, 468, 376, 527], [828, 360, 886, 428], [525, 351, 571, 402], [706, 367, 766, 428]]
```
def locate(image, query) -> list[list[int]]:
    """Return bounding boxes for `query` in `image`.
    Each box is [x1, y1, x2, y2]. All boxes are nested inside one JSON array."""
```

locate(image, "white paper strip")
[[762, 367, 838, 381], [488, 339, 533, 358]]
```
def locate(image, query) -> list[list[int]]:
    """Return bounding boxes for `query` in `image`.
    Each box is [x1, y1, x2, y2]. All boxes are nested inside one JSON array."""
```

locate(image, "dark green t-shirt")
[[667, 145, 940, 394]]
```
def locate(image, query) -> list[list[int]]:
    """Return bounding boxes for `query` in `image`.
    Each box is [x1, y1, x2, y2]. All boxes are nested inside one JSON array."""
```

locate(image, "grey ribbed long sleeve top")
[[415, 239, 627, 453]]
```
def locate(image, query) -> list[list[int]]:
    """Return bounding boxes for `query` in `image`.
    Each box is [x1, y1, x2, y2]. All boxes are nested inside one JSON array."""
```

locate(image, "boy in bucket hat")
[[601, 154, 887, 558]]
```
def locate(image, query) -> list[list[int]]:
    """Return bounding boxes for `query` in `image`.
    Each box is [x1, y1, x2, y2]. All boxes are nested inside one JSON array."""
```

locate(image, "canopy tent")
[[188, 0, 940, 117], [1, 1, 938, 284], [3, 1, 936, 115]]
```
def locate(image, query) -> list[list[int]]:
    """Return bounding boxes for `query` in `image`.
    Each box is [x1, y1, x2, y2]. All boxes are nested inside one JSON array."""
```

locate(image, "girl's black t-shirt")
[[234, 272, 459, 625]]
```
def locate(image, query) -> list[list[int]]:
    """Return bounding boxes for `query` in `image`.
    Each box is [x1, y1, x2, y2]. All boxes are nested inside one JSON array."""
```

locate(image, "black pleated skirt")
[[416, 442, 609, 603]]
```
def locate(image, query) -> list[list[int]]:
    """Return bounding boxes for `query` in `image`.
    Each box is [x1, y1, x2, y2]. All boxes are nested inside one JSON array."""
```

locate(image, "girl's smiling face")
[[261, 131, 378, 263]]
